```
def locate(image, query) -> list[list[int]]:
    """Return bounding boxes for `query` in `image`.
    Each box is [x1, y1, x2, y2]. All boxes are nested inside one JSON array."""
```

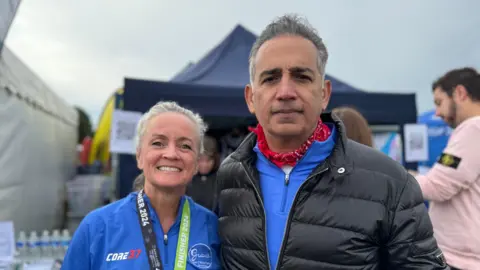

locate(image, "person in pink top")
[[410, 67, 480, 270]]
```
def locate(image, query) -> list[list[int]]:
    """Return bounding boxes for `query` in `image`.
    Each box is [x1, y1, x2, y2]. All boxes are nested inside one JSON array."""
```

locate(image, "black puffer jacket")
[[216, 114, 449, 270]]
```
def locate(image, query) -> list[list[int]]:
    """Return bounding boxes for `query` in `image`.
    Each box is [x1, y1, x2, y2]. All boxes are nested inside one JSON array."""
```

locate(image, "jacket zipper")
[[241, 163, 272, 270], [164, 234, 168, 265], [280, 173, 290, 213], [275, 167, 329, 269]]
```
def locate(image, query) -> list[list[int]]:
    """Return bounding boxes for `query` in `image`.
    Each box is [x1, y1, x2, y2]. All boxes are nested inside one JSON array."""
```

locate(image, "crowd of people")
[[61, 14, 479, 270]]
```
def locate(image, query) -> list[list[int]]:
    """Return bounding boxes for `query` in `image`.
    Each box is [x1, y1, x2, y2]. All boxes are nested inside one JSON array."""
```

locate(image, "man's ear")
[[321, 80, 332, 110], [245, 84, 255, 114], [453, 84, 469, 102]]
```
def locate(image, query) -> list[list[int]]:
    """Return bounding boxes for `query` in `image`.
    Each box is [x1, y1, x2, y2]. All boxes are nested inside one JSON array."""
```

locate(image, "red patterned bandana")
[[249, 119, 331, 168]]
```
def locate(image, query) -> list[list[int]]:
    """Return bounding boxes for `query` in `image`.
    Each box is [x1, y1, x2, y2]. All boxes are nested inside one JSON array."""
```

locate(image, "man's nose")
[[434, 108, 442, 117], [275, 76, 297, 100]]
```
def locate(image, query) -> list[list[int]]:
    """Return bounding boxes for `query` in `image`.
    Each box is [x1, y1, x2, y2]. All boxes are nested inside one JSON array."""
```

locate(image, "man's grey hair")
[[248, 14, 329, 84], [134, 101, 208, 154]]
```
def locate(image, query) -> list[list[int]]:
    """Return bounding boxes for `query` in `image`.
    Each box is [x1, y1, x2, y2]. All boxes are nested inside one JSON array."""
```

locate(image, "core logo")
[[106, 249, 141, 261]]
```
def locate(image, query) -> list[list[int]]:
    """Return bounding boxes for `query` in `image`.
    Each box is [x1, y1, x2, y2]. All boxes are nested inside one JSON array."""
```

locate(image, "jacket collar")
[[230, 112, 354, 178]]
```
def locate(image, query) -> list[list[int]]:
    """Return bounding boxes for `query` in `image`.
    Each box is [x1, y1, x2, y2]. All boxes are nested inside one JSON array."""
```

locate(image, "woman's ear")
[[136, 149, 143, 170]]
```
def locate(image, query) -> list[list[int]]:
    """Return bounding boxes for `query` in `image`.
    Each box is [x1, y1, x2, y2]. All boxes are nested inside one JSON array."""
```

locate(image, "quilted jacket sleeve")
[[385, 174, 450, 269]]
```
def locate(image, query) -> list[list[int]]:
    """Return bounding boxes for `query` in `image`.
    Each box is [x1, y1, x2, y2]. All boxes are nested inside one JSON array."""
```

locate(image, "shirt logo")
[[437, 153, 461, 169], [188, 243, 213, 269], [106, 249, 141, 261]]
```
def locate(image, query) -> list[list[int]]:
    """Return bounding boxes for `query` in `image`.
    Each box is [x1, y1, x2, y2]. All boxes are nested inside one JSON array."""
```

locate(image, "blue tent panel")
[[171, 25, 254, 88], [118, 154, 139, 198], [329, 92, 417, 126], [123, 78, 249, 118], [171, 25, 362, 93]]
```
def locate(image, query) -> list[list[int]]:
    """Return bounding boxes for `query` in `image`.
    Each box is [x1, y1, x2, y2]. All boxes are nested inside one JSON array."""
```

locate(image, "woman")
[[63, 101, 221, 270], [332, 106, 373, 147], [186, 136, 219, 211]]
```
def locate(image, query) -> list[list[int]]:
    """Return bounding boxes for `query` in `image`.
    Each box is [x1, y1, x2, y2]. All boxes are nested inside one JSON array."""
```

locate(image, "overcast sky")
[[5, 0, 480, 127]]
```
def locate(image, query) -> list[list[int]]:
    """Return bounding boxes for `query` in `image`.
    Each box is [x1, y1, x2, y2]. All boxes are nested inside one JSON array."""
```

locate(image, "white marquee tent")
[[0, 46, 78, 233]]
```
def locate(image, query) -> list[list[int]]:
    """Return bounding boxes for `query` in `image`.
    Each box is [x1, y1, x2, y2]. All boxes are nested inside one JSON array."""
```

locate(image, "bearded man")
[[410, 67, 480, 270]]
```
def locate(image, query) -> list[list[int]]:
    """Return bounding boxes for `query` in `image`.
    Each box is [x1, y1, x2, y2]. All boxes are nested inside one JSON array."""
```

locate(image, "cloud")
[[5, 0, 480, 126]]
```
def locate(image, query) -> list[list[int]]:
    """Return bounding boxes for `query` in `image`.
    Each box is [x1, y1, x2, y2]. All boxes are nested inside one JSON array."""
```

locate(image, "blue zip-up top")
[[254, 124, 336, 269], [62, 192, 220, 270]]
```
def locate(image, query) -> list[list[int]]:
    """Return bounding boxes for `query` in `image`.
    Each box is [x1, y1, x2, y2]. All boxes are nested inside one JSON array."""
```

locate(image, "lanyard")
[[136, 189, 191, 270]]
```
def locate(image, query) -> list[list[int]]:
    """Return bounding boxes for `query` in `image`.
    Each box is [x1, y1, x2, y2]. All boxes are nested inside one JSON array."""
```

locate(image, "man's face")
[[433, 87, 458, 128], [245, 35, 331, 139]]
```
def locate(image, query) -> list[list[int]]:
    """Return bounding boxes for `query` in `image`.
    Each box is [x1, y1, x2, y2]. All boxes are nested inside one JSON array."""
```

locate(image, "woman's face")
[[136, 112, 200, 190], [198, 154, 215, 175]]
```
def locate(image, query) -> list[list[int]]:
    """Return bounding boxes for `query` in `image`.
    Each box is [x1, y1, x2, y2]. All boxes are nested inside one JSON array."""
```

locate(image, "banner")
[[110, 110, 142, 154], [0, 221, 14, 263], [0, 0, 22, 54], [404, 124, 429, 162]]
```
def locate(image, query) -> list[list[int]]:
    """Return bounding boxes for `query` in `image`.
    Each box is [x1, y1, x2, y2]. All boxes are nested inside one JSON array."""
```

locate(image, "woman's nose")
[[162, 144, 179, 159]]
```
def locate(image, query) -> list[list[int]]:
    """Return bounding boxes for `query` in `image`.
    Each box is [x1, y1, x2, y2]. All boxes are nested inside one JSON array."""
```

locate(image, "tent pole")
[[111, 154, 119, 201], [110, 91, 123, 201]]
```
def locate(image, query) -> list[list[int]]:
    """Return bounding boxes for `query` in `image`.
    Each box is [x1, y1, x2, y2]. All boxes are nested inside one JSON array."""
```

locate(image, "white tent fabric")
[[0, 46, 78, 233]]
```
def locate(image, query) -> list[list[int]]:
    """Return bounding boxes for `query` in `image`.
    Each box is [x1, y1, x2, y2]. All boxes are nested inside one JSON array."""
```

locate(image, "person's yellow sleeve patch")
[[437, 153, 461, 169]]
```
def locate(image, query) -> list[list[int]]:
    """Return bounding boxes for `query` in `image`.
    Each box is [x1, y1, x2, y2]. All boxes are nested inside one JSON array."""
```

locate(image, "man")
[[215, 14, 449, 270], [409, 68, 480, 270]]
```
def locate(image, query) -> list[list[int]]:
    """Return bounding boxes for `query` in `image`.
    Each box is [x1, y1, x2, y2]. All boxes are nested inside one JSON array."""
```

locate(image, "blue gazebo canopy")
[[171, 25, 362, 93]]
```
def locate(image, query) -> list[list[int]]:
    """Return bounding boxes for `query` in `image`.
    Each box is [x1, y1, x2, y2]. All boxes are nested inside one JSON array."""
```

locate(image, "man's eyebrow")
[[259, 68, 282, 78], [289, 67, 314, 75]]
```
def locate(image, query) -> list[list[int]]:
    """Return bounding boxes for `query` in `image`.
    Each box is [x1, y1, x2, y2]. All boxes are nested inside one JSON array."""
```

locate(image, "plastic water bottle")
[[27, 231, 40, 261], [16, 231, 27, 260], [40, 230, 52, 258], [50, 230, 61, 259], [8, 231, 28, 269], [60, 229, 71, 258]]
